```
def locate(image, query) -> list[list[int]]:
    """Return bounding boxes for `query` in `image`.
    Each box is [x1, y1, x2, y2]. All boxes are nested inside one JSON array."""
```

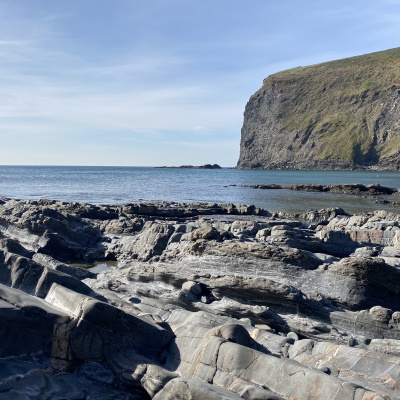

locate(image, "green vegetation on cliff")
[[237, 47, 400, 170]]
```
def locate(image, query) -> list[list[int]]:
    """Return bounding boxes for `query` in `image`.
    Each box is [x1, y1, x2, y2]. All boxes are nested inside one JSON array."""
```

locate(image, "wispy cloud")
[[1, 0, 400, 166]]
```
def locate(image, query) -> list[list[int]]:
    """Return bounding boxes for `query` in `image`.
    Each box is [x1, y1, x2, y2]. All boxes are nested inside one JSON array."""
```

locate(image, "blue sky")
[[1, 0, 400, 166]]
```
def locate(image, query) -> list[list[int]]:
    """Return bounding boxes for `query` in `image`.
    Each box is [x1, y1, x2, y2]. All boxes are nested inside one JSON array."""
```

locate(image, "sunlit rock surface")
[[1, 199, 400, 399]]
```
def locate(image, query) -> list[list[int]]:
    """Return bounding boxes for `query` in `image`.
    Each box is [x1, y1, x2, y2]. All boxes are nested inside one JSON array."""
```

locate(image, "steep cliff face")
[[237, 47, 400, 170]]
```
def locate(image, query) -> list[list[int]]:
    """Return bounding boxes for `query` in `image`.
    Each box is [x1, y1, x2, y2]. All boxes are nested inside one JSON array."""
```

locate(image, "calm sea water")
[[0, 166, 399, 214]]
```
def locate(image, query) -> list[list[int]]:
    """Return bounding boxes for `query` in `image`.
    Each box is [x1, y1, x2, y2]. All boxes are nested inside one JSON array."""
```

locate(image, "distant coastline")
[[156, 163, 222, 169]]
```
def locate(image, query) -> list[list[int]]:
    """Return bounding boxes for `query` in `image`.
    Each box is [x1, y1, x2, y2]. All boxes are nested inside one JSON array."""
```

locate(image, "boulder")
[[191, 226, 221, 241], [153, 378, 244, 400], [181, 280, 202, 296]]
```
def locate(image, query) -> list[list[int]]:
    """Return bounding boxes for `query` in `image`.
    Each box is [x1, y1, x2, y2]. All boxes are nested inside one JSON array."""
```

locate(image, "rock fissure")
[[1, 199, 400, 399]]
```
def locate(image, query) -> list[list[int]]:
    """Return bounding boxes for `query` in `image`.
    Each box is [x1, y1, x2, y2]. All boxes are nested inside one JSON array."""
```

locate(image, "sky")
[[1, 1, 400, 167]]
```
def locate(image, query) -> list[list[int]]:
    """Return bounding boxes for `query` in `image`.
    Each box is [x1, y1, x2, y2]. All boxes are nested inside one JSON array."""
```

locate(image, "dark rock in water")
[[1, 199, 400, 399], [244, 182, 398, 195], [157, 163, 222, 169]]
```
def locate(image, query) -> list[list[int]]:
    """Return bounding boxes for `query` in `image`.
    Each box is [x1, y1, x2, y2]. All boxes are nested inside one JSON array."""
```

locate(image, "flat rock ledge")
[[242, 182, 399, 196], [2, 199, 400, 399]]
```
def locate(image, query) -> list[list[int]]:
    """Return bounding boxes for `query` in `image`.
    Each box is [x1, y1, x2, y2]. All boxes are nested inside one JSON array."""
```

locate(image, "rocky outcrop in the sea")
[[237, 47, 400, 171], [2, 199, 400, 398], [157, 163, 222, 169], [244, 182, 398, 195]]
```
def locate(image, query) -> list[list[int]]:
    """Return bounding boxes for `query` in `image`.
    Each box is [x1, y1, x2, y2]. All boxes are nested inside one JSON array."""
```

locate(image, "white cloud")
[[1, 0, 400, 166]]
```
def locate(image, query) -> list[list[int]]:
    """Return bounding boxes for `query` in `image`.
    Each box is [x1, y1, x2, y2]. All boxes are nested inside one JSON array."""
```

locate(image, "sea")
[[0, 165, 399, 215]]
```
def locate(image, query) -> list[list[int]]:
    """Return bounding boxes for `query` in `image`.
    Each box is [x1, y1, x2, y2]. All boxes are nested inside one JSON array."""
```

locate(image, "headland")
[[237, 47, 400, 171]]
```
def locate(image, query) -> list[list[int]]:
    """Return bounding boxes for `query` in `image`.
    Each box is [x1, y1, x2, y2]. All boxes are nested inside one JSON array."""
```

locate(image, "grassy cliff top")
[[270, 47, 400, 83]]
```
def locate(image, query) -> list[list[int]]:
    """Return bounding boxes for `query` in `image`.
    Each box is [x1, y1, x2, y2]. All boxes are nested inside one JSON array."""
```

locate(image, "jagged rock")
[[293, 340, 400, 397], [0, 283, 69, 357], [0, 200, 104, 261], [288, 339, 314, 358], [101, 216, 145, 235], [255, 228, 271, 239], [45, 283, 174, 361], [116, 221, 175, 261], [326, 257, 400, 310], [0, 249, 98, 298], [0, 356, 138, 400], [301, 207, 349, 223], [32, 253, 96, 280], [1, 199, 400, 399]]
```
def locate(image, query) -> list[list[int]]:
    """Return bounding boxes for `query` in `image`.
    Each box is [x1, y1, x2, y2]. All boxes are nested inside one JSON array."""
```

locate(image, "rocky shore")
[[2, 198, 400, 399], [238, 183, 400, 207], [242, 183, 398, 196]]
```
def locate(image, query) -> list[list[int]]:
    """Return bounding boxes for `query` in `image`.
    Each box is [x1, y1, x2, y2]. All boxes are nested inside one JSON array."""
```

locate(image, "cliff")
[[237, 47, 400, 170]]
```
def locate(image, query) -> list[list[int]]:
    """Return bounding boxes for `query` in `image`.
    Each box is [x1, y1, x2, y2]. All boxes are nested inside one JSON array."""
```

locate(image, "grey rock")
[[0, 249, 98, 299], [201, 294, 212, 304], [45, 283, 174, 361], [78, 361, 115, 384], [286, 331, 299, 341], [239, 317, 255, 326], [2, 199, 400, 399], [288, 339, 314, 359], [141, 363, 179, 397], [117, 221, 174, 261], [32, 253, 96, 280], [217, 324, 253, 347], [191, 226, 221, 241], [294, 340, 400, 397], [178, 289, 199, 303], [181, 280, 202, 296], [0, 364, 137, 400], [0, 283, 69, 357], [153, 378, 244, 400]]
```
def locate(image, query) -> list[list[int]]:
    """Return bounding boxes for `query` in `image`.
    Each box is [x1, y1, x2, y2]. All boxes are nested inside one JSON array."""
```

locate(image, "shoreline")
[[237, 182, 400, 208], [1, 198, 400, 398]]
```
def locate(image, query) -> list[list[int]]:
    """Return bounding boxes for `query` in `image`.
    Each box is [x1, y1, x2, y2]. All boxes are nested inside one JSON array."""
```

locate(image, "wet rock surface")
[[244, 182, 398, 196], [1, 199, 400, 399]]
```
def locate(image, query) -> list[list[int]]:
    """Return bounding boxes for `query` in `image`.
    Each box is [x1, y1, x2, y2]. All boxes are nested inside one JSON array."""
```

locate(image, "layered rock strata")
[[237, 47, 400, 171], [1, 199, 400, 398]]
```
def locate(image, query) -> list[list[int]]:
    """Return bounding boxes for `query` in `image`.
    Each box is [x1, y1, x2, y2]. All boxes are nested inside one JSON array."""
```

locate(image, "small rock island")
[[157, 163, 222, 169]]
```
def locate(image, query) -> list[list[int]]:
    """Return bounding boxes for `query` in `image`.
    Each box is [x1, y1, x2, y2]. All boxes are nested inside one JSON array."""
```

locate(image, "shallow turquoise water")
[[0, 166, 399, 214]]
